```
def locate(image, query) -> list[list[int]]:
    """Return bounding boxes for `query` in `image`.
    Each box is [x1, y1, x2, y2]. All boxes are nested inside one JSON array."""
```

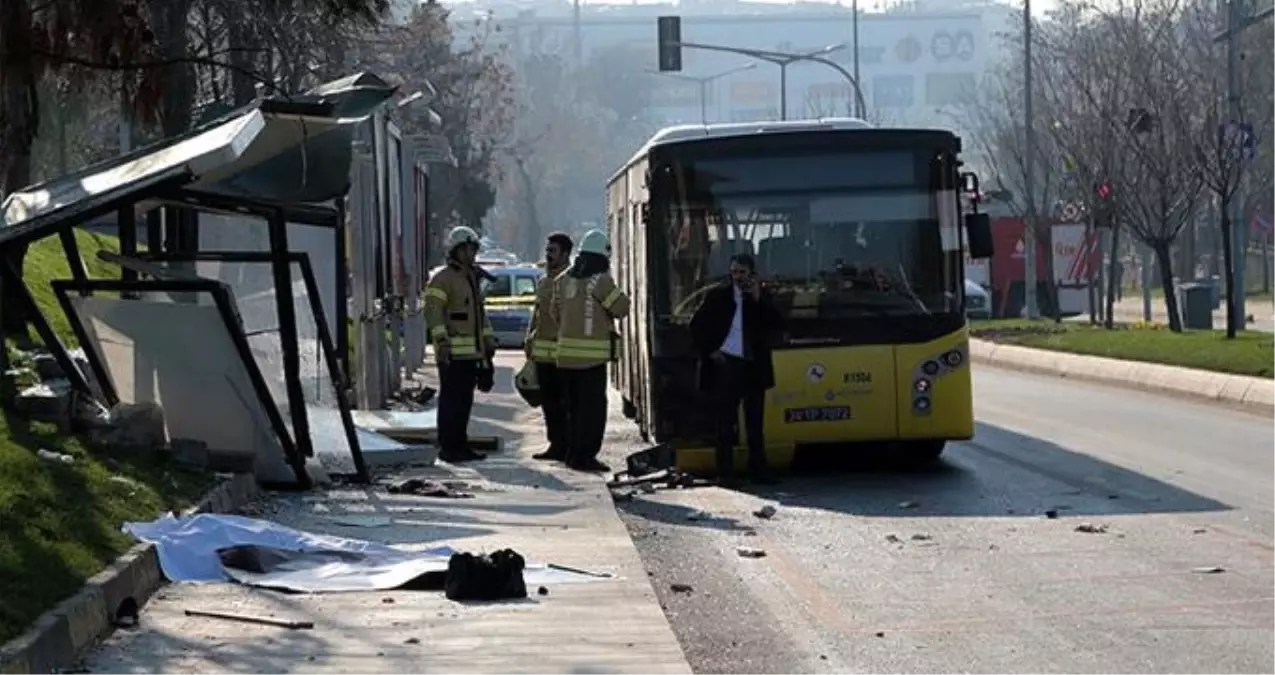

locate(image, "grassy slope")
[[0, 231, 211, 644], [970, 319, 1274, 379]]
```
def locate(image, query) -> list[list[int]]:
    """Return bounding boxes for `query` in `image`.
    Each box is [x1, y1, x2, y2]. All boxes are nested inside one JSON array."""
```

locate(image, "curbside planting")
[[970, 338, 1275, 413], [0, 473, 260, 675]]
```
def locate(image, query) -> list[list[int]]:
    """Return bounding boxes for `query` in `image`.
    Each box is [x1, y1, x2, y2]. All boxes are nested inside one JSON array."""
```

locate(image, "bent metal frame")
[[97, 248, 370, 482], [0, 76, 415, 487], [49, 277, 313, 488]]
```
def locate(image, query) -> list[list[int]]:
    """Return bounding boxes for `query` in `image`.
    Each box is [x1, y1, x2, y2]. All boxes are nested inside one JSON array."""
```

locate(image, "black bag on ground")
[[444, 548, 528, 601]]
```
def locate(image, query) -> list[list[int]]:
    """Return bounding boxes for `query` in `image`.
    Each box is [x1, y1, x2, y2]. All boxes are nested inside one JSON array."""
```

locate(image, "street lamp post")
[[650, 62, 758, 124], [674, 41, 868, 121], [771, 44, 846, 120], [1023, 0, 1040, 320]]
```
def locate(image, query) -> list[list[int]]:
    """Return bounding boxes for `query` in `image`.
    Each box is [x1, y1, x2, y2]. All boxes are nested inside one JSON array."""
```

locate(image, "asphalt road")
[[609, 367, 1274, 674]]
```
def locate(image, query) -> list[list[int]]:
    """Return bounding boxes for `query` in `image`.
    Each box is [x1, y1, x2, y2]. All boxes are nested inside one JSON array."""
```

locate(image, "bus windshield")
[[663, 150, 962, 323]]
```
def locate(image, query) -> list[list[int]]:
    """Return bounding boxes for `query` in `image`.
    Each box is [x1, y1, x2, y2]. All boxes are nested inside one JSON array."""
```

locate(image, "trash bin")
[[1178, 283, 1214, 329], [1193, 276, 1222, 310]]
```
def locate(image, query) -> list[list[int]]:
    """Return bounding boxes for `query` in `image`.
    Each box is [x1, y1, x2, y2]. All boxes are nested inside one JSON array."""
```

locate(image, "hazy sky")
[[444, 0, 1063, 18]]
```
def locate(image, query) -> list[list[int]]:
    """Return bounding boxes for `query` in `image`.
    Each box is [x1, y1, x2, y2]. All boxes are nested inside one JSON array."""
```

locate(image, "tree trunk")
[[1038, 224, 1061, 322], [151, 0, 195, 138], [1153, 239, 1182, 333], [1219, 194, 1236, 338], [0, 0, 37, 340], [514, 158, 541, 261], [226, 11, 257, 106], [1104, 224, 1121, 329]]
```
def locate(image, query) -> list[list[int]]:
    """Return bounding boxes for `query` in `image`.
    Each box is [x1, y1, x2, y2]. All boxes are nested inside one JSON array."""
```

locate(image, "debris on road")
[[1044, 509, 1059, 519], [1192, 566, 1226, 574], [113, 598, 140, 629], [405, 637, 421, 645], [736, 546, 767, 558], [670, 583, 694, 593], [753, 505, 777, 519], [387, 477, 474, 498], [381, 597, 395, 604], [874, 631, 885, 638], [538, 586, 549, 596], [547, 562, 614, 579], [910, 533, 933, 541], [183, 609, 314, 630], [37, 448, 75, 464], [328, 514, 393, 528], [1192, 528, 1207, 534], [1074, 522, 1108, 534], [885, 534, 902, 544], [898, 500, 919, 509]]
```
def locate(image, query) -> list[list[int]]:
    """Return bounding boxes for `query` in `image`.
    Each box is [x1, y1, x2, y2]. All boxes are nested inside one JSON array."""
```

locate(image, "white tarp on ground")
[[125, 513, 609, 593]]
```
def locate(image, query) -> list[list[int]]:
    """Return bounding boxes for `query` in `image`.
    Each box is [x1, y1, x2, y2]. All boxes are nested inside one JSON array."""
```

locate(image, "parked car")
[[965, 278, 992, 319], [480, 265, 543, 348]]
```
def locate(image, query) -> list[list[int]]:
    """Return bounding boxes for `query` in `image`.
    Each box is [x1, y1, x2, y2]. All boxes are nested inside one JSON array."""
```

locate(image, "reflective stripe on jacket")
[[525, 265, 567, 362], [424, 263, 493, 360], [552, 271, 631, 369]]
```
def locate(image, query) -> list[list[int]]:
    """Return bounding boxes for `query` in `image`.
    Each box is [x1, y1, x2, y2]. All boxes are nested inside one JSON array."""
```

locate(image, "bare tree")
[[968, 56, 1068, 320]]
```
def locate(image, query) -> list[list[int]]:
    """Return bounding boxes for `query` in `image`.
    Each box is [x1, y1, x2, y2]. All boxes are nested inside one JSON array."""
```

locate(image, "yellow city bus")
[[606, 119, 993, 473]]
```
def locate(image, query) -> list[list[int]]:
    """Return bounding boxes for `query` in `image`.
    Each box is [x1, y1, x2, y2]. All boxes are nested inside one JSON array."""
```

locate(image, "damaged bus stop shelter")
[[0, 72, 436, 488]]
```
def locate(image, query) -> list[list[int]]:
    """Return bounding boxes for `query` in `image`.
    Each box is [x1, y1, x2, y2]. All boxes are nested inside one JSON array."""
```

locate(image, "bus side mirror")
[[965, 213, 993, 260]]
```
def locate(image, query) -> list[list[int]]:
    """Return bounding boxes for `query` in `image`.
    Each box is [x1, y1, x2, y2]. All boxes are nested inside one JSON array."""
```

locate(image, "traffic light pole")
[[1217, 0, 1273, 333], [672, 41, 867, 119]]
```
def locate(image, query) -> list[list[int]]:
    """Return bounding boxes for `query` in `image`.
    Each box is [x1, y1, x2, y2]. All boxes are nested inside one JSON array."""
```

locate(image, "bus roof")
[[614, 117, 877, 182]]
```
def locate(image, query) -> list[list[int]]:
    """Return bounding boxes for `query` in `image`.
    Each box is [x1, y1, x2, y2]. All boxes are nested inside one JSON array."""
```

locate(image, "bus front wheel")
[[905, 440, 946, 462]]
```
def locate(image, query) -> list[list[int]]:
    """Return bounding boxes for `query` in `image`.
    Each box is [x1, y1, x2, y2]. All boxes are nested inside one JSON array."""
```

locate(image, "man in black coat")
[[689, 253, 783, 486]]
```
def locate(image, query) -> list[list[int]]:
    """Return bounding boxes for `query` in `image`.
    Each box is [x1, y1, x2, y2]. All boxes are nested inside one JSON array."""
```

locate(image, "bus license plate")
[[784, 406, 851, 423]]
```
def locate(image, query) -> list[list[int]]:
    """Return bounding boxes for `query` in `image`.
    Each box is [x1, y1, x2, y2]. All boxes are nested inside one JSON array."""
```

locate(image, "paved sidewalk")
[[83, 354, 690, 674], [1084, 297, 1275, 332]]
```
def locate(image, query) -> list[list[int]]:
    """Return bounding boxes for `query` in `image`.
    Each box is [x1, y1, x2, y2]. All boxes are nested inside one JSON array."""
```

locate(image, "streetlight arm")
[[677, 41, 867, 119]]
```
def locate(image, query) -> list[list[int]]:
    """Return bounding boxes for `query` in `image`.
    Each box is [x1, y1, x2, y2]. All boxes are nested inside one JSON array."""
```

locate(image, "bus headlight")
[[942, 350, 964, 368], [914, 377, 932, 392], [913, 396, 931, 411], [922, 360, 940, 376]]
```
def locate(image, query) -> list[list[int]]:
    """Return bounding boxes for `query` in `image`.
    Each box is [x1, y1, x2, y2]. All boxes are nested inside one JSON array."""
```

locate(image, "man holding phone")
[[689, 253, 783, 486]]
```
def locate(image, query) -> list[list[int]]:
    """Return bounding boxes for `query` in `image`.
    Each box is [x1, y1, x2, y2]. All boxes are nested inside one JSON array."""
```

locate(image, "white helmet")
[[578, 229, 611, 258], [445, 226, 481, 253]]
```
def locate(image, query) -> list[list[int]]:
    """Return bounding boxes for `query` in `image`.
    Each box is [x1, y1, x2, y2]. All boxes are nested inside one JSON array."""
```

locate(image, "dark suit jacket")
[[689, 281, 784, 392]]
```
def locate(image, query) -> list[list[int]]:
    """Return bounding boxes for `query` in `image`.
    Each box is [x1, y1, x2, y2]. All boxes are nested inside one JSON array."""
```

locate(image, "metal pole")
[[677, 42, 867, 119], [1226, 0, 1246, 333], [779, 62, 788, 120], [852, 0, 862, 117], [1023, 0, 1039, 319]]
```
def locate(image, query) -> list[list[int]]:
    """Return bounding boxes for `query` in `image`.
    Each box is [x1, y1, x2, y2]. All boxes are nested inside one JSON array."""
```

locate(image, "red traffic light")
[[1095, 182, 1112, 200]]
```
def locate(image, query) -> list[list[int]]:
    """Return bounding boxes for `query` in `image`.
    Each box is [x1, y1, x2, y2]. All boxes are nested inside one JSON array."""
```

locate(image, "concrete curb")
[[970, 338, 1275, 413], [0, 473, 261, 674]]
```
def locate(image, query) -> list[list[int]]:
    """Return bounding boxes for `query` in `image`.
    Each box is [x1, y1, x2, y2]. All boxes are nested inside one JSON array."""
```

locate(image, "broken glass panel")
[[63, 292, 302, 485]]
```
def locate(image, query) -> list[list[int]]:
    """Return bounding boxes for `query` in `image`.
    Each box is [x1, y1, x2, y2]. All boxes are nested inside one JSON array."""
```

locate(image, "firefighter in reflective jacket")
[[552, 229, 630, 473], [526, 233, 574, 462], [424, 226, 495, 463]]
